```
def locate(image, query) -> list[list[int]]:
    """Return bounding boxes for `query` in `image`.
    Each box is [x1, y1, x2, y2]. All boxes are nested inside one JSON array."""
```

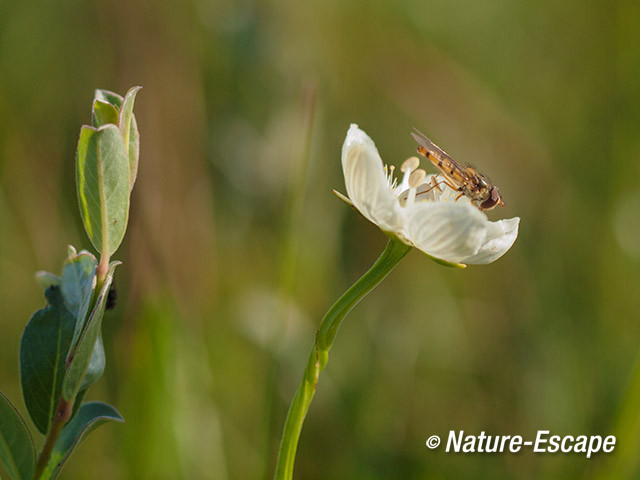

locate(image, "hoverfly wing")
[[411, 128, 455, 163], [411, 128, 471, 186]]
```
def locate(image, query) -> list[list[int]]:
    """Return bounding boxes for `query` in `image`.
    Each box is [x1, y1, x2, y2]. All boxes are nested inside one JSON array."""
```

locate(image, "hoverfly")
[[411, 128, 503, 211]]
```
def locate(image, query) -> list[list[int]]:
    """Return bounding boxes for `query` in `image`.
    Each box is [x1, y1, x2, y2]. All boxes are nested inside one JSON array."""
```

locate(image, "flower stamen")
[[405, 168, 427, 207], [398, 156, 421, 191], [408, 169, 426, 188], [383, 164, 398, 189], [401, 156, 420, 173]]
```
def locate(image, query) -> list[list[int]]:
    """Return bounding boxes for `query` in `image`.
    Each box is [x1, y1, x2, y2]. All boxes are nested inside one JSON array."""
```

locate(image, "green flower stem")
[[273, 237, 412, 480]]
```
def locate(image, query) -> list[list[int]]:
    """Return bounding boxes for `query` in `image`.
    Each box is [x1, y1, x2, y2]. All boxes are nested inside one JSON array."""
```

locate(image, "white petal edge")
[[458, 217, 520, 265], [341, 124, 404, 233]]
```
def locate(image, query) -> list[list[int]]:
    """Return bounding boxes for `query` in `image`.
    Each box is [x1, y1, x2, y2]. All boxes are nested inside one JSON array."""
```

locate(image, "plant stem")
[[36, 253, 108, 478], [96, 255, 109, 287], [272, 238, 412, 480], [33, 397, 73, 479]]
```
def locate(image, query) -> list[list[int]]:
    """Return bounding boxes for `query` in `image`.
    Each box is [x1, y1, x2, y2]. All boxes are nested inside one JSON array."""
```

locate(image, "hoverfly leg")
[[431, 176, 442, 192], [439, 176, 459, 192], [416, 178, 445, 198]]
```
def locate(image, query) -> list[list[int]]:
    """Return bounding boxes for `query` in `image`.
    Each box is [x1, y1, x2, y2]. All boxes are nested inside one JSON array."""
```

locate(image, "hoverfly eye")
[[479, 187, 501, 210]]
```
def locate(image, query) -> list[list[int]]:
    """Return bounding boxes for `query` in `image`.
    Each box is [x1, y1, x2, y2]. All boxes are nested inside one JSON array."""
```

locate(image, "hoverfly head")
[[479, 186, 502, 211]]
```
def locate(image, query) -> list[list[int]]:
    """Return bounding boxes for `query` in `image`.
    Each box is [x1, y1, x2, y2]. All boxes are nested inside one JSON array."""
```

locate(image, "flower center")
[[387, 156, 439, 207]]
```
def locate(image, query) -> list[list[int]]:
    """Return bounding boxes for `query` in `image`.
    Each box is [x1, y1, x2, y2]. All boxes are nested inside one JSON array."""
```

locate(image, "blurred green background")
[[1, 0, 640, 478]]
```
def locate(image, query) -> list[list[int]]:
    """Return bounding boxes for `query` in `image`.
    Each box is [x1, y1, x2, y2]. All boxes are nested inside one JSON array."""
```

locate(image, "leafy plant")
[[0, 86, 141, 480]]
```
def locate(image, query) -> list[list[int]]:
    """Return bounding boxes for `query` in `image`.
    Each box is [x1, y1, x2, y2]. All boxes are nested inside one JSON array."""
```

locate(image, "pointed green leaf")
[[61, 248, 97, 348], [0, 391, 35, 480], [126, 115, 140, 190], [92, 87, 141, 190], [76, 124, 130, 257], [93, 89, 123, 109], [20, 286, 75, 434], [43, 402, 123, 479], [62, 263, 119, 401], [118, 86, 141, 190], [69, 388, 87, 426], [78, 335, 105, 393], [92, 100, 119, 127]]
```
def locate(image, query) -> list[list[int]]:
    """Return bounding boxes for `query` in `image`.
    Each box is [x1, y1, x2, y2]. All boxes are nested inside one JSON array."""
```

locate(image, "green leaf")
[[93, 89, 123, 109], [21, 249, 97, 435], [62, 262, 119, 401], [43, 402, 123, 479], [92, 87, 141, 190], [76, 124, 130, 257], [35, 271, 61, 290], [78, 335, 105, 393], [61, 247, 97, 348], [0, 391, 35, 480], [126, 114, 139, 190], [118, 86, 141, 190], [69, 388, 87, 423], [92, 100, 119, 127], [20, 285, 75, 434]]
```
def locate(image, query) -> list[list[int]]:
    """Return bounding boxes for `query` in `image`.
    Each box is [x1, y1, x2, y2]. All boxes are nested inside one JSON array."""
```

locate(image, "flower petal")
[[412, 175, 520, 264], [457, 217, 520, 264], [404, 201, 488, 263], [342, 124, 403, 232]]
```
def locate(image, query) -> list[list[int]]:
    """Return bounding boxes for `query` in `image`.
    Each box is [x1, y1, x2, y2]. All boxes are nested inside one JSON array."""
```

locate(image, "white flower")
[[340, 124, 519, 266]]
